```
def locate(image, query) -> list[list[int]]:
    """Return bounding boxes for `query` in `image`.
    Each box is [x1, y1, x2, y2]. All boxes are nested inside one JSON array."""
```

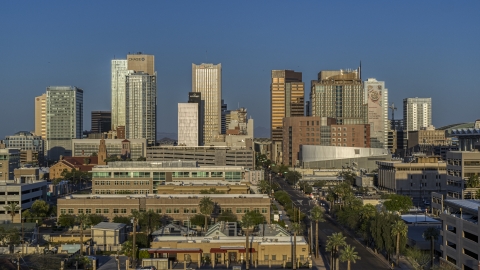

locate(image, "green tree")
[[383, 194, 413, 213], [291, 222, 303, 270], [4, 202, 21, 223], [391, 220, 408, 266], [242, 211, 265, 270], [138, 249, 150, 259], [467, 174, 480, 188], [30, 199, 50, 222], [285, 171, 302, 186], [57, 214, 76, 228], [76, 213, 91, 255], [423, 227, 440, 269], [139, 210, 162, 244], [190, 214, 210, 228], [405, 247, 430, 270], [310, 206, 325, 258], [326, 232, 346, 270], [88, 214, 105, 226], [257, 180, 271, 194], [338, 170, 357, 185], [136, 156, 146, 161], [90, 152, 97, 157], [199, 197, 215, 231], [217, 211, 237, 222], [113, 216, 131, 224], [121, 240, 134, 261], [339, 244, 361, 270]]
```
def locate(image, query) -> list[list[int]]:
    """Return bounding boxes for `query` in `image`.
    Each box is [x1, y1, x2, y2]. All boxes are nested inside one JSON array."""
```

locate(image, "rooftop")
[[92, 222, 126, 230], [63, 194, 269, 199]]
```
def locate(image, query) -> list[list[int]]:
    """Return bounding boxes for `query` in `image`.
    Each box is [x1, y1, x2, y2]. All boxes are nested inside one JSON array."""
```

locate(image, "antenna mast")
[[389, 103, 397, 129]]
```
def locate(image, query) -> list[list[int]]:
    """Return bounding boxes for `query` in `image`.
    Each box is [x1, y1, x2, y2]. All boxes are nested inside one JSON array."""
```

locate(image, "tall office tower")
[[45, 86, 83, 160], [364, 78, 389, 149], [403, 97, 432, 132], [91, 111, 111, 134], [178, 103, 199, 146], [111, 53, 155, 132], [125, 71, 157, 145], [34, 93, 47, 139], [188, 92, 204, 145], [310, 68, 366, 125], [221, 99, 229, 134], [192, 63, 222, 145], [111, 59, 129, 131], [270, 70, 305, 142]]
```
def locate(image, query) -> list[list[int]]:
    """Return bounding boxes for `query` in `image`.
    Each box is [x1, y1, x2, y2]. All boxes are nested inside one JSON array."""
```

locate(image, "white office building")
[[178, 103, 200, 146], [403, 97, 432, 132], [192, 63, 222, 145], [364, 78, 389, 149]]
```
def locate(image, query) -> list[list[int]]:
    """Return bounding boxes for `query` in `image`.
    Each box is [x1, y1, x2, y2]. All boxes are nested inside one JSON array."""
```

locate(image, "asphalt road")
[[273, 176, 390, 270]]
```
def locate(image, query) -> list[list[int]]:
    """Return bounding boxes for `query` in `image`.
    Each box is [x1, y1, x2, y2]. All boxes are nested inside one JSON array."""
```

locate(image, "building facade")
[[310, 68, 366, 125], [403, 97, 432, 132], [188, 92, 203, 145], [57, 194, 270, 226], [147, 146, 255, 169], [34, 93, 47, 139], [125, 71, 157, 145], [44, 86, 83, 161], [178, 103, 200, 146], [4, 131, 44, 165], [282, 117, 370, 166], [0, 149, 20, 181], [445, 150, 480, 200], [377, 156, 446, 205], [72, 138, 147, 160], [192, 63, 222, 145], [111, 59, 129, 131], [91, 111, 111, 134], [364, 78, 388, 149]]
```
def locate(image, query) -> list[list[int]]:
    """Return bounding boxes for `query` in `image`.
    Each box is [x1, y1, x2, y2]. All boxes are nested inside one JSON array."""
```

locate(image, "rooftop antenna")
[[389, 103, 397, 129]]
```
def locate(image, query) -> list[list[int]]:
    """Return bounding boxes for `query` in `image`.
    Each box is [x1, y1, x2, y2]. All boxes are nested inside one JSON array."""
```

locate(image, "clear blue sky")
[[1, 1, 479, 139]]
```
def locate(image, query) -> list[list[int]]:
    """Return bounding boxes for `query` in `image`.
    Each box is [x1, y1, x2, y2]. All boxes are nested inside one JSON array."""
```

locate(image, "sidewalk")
[[312, 255, 328, 270]]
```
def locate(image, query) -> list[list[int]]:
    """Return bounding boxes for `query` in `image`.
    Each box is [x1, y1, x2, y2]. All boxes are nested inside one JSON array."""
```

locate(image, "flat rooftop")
[[63, 194, 269, 199]]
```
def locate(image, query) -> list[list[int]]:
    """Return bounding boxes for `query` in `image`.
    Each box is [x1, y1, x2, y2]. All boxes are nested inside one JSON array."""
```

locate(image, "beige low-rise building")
[[157, 184, 249, 194], [91, 222, 127, 248], [377, 156, 446, 205], [57, 194, 270, 226]]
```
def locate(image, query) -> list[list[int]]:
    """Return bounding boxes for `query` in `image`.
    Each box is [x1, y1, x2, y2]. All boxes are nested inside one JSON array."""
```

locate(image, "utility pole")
[[132, 217, 137, 268]]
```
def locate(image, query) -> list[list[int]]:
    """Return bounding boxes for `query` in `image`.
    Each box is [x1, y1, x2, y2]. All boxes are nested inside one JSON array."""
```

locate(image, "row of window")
[[60, 207, 269, 215], [93, 171, 242, 179]]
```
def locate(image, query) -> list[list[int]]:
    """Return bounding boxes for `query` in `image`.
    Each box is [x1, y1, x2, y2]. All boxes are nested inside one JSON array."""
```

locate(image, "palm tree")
[[423, 227, 440, 269], [75, 213, 91, 255], [130, 210, 143, 267], [242, 211, 264, 270], [4, 202, 21, 223], [291, 222, 303, 270], [326, 232, 346, 270], [310, 206, 325, 258], [199, 197, 215, 232], [391, 220, 408, 266], [339, 244, 360, 270], [475, 189, 480, 199]]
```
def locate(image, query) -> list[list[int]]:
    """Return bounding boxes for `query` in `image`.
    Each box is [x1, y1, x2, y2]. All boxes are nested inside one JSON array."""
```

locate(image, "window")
[[262, 208, 268, 213], [283, 255, 287, 261], [172, 172, 189, 178], [114, 172, 130, 177], [68, 209, 74, 214], [113, 209, 119, 214], [184, 208, 189, 213], [121, 209, 127, 214], [103, 209, 109, 214], [191, 208, 197, 213], [174, 208, 180, 214], [272, 255, 276, 261], [93, 172, 111, 178], [211, 172, 223, 177], [236, 208, 242, 213], [60, 209, 66, 214], [85, 209, 92, 214], [156, 209, 162, 214], [264, 255, 269, 260], [192, 172, 208, 178], [78, 209, 84, 214], [133, 172, 150, 178], [95, 209, 102, 214], [166, 208, 172, 213]]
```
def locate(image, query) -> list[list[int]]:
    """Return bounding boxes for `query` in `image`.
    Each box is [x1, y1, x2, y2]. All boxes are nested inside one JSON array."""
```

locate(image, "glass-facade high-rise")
[[45, 86, 83, 160], [125, 72, 157, 145], [111, 59, 129, 131], [192, 63, 222, 145]]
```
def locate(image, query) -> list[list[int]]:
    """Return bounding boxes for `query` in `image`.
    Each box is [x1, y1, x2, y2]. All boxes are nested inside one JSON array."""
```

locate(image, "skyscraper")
[[178, 103, 199, 146], [188, 92, 204, 145], [403, 97, 432, 132], [310, 68, 366, 125], [91, 111, 111, 134], [45, 86, 83, 160], [34, 93, 46, 139], [364, 78, 389, 148], [111, 59, 129, 131], [192, 63, 222, 145], [111, 53, 156, 144], [125, 71, 157, 145], [270, 70, 304, 142]]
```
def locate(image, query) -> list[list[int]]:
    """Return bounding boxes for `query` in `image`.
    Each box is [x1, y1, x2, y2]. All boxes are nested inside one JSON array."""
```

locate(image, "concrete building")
[[4, 131, 44, 166], [310, 68, 366, 125], [364, 78, 389, 149], [49, 156, 99, 180], [270, 70, 304, 164], [91, 111, 111, 134], [90, 161, 246, 194], [0, 149, 20, 181], [34, 93, 47, 140], [377, 156, 446, 205], [91, 222, 127, 248], [403, 97, 432, 132], [450, 128, 480, 151], [125, 71, 157, 145], [192, 63, 222, 145], [188, 92, 204, 145], [282, 116, 370, 166], [300, 145, 390, 171], [57, 194, 271, 226], [72, 138, 146, 160], [0, 177, 48, 223], [45, 86, 83, 161], [430, 198, 480, 270], [445, 150, 480, 200], [221, 99, 228, 134], [147, 146, 255, 169], [178, 103, 200, 146]]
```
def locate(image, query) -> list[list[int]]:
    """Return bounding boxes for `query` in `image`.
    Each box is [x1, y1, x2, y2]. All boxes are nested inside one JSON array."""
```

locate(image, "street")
[[273, 176, 391, 270]]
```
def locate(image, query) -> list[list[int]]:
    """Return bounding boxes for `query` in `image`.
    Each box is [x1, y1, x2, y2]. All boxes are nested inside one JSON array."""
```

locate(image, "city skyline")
[[0, 2, 479, 139]]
